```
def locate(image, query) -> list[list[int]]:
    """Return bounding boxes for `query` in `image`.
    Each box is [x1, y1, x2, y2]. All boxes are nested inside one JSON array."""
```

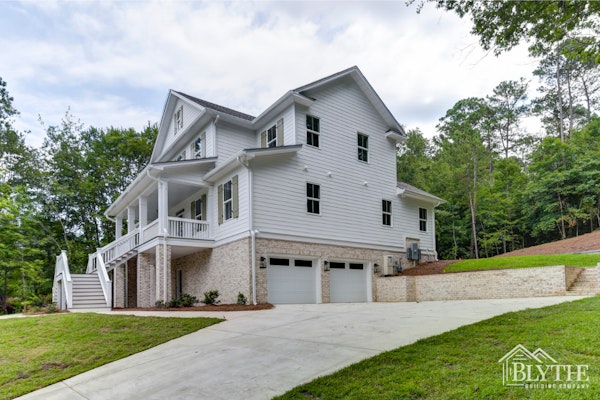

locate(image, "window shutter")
[[232, 175, 239, 218], [201, 194, 207, 220], [276, 118, 284, 146], [217, 184, 223, 225], [261, 131, 267, 148], [190, 200, 196, 219]]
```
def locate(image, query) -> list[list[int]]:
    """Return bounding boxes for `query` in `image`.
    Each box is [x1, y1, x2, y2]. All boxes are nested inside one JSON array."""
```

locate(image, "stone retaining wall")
[[375, 266, 598, 302]]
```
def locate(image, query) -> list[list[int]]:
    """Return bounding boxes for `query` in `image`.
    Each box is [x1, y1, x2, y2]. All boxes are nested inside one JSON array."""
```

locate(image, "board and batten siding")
[[164, 99, 204, 152], [253, 78, 410, 250]]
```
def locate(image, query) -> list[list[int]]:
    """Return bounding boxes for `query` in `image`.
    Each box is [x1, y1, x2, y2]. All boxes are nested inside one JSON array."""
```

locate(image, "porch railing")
[[168, 217, 210, 240], [52, 250, 72, 309]]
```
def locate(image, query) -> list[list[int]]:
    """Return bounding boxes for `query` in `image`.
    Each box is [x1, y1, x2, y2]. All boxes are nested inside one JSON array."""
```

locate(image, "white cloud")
[[0, 1, 541, 148]]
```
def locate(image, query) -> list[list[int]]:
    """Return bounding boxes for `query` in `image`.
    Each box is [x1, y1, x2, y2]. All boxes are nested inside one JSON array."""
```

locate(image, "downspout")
[[237, 153, 257, 305]]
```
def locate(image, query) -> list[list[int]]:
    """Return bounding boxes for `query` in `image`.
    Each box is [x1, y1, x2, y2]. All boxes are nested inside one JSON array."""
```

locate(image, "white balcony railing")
[[168, 217, 210, 240]]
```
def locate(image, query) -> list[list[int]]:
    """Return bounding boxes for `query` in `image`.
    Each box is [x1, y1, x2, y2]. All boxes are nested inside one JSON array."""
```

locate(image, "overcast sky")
[[1, 1, 541, 148]]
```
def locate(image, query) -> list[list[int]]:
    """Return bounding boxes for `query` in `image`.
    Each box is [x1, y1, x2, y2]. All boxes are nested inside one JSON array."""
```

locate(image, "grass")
[[445, 254, 600, 273], [0, 313, 222, 399], [275, 296, 600, 400]]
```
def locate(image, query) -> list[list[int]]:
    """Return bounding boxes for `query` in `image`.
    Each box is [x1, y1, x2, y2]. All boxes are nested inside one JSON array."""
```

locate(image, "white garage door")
[[330, 262, 367, 303], [267, 258, 316, 304]]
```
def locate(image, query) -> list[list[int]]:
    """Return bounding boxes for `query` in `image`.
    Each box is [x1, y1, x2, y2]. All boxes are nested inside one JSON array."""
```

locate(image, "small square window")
[[382, 200, 392, 226], [306, 115, 320, 148], [357, 133, 368, 162], [307, 183, 320, 214]]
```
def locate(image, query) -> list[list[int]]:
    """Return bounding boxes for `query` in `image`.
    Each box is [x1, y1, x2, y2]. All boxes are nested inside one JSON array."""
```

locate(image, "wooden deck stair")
[[71, 274, 109, 309], [566, 268, 599, 296]]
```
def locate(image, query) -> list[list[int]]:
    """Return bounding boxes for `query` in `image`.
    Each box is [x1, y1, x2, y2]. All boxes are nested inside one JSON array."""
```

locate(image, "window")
[[349, 263, 364, 270], [266, 125, 277, 148], [307, 183, 320, 214], [357, 133, 368, 162], [174, 106, 183, 135], [191, 195, 207, 232], [382, 200, 392, 226], [419, 208, 428, 232], [270, 258, 290, 266], [223, 180, 233, 220], [329, 262, 345, 269], [193, 134, 204, 159], [218, 175, 238, 224], [306, 115, 320, 147], [176, 150, 186, 161], [294, 259, 313, 267]]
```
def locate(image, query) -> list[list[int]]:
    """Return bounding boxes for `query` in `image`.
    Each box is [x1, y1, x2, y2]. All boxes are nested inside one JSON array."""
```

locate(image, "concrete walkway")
[[18, 296, 586, 400]]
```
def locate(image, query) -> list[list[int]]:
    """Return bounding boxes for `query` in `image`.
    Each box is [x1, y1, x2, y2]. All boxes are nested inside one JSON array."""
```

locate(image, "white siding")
[[164, 99, 203, 152], [215, 122, 255, 167], [256, 105, 296, 147], [212, 166, 249, 242], [253, 77, 435, 250], [396, 198, 436, 251]]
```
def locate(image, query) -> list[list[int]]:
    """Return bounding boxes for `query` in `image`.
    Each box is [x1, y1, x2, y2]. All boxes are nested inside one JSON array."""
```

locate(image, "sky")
[[0, 0, 541, 148]]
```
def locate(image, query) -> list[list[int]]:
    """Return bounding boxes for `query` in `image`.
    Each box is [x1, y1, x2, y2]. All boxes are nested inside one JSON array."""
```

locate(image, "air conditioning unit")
[[407, 243, 422, 261], [382, 255, 396, 276]]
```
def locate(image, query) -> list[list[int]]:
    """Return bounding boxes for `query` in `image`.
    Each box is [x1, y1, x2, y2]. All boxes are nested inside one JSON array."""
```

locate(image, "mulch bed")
[[398, 260, 458, 276], [112, 303, 274, 312]]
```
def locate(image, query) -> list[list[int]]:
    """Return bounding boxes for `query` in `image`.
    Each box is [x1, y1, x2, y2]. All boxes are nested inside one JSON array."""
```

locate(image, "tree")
[[396, 128, 434, 190], [418, 1, 600, 62]]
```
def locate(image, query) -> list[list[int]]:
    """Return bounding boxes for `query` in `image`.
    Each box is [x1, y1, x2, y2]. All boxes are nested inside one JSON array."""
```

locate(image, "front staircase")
[[567, 268, 600, 296], [70, 274, 110, 309]]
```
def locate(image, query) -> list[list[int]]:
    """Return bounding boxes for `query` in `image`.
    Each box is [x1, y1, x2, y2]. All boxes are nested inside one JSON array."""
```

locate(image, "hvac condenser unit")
[[382, 255, 396, 276]]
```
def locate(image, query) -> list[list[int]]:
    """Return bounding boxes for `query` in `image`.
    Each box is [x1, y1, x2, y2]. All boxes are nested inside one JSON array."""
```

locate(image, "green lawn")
[[0, 313, 222, 399], [275, 296, 600, 400], [445, 254, 600, 273]]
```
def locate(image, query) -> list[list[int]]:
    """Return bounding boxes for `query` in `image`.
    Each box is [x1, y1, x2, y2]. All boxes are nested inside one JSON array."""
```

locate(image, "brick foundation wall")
[[375, 266, 581, 302], [172, 238, 251, 305], [113, 264, 125, 308]]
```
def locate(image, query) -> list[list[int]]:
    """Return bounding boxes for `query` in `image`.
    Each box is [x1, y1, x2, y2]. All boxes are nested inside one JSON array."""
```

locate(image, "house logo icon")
[[499, 344, 590, 389]]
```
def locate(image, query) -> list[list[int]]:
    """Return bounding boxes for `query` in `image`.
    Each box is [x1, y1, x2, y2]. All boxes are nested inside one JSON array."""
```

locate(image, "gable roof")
[[173, 91, 255, 121]]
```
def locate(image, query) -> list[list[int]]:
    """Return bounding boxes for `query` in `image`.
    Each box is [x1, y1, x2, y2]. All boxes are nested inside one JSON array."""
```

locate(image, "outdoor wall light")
[[374, 263, 380, 274], [259, 256, 266, 269], [323, 261, 330, 271]]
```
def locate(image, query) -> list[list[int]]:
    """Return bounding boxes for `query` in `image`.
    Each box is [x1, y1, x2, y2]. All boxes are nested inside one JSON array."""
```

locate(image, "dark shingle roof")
[[174, 91, 255, 121]]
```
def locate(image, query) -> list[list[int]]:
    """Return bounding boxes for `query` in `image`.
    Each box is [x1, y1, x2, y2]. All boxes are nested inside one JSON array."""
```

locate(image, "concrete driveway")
[[19, 296, 585, 400]]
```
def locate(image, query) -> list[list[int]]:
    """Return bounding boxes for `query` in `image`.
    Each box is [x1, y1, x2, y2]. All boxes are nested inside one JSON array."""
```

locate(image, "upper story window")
[[261, 118, 284, 148], [382, 200, 392, 226], [218, 175, 238, 224], [419, 207, 427, 232], [307, 183, 320, 214], [176, 150, 186, 161], [357, 133, 368, 162], [306, 115, 320, 148], [174, 106, 183, 135], [193, 134, 205, 159], [267, 125, 277, 148]]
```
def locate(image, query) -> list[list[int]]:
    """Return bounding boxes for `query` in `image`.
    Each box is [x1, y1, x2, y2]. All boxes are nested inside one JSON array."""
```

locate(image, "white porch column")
[[127, 206, 136, 234], [115, 216, 123, 239], [139, 196, 148, 243], [157, 180, 169, 235]]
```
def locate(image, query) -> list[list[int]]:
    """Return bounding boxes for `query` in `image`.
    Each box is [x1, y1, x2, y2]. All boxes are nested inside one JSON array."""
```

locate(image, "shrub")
[[168, 298, 182, 308], [202, 290, 220, 305], [237, 292, 247, 305], [154, 300, 166, 308], [45, 303, 59, 313], [180, 293, 199, 307]]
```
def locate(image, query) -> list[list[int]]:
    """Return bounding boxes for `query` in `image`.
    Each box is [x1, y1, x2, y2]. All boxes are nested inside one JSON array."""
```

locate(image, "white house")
[[54, 66, 444, 309]]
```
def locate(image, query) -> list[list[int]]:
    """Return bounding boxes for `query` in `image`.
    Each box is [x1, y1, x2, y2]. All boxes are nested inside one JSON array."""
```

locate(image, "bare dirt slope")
[[402, 230, 600, 276], [497, 230, 600, 257]]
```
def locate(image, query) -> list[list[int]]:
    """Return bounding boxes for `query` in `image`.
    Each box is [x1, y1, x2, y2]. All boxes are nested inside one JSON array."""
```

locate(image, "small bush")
[[45, 303, 59, 314], [154, 300, 166, 308], [180, 293, 199, 307], [237, 292, 247, 305], [202, 290, 220, 305], [168, 298, 182, 308]]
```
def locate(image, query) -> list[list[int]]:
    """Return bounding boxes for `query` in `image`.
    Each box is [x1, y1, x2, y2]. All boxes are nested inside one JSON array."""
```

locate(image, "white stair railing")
[[52, 250, 72, 309], [94, 252, 112, 308]]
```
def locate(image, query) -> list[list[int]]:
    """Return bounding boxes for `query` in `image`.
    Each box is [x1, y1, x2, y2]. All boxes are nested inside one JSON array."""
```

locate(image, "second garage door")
[[267, 258, 316, 304], [330, 262, 368, 303]]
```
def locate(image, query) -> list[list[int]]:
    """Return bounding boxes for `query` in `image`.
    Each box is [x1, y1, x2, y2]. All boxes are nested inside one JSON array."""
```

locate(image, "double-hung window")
[[357, 133, 368, 162], [266, 125, 277, 148], [419, 208, 428, 231], [176, 150, 186, 161], [193, 134, 204, 159], [306, 115, 320, 147], [174, 106, 183, 135], [223, 180, 233, 221], [307, 183, 320, 214], [382, 200, 392, 226]]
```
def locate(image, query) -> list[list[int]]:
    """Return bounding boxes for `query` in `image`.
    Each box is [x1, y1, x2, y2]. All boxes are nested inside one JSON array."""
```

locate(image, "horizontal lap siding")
[[216, 122, 255, 166], [253, 78, 404, 249], [165, 99, 203, 151], [396, 198, 436, 250], [213, 166, 249, 241]]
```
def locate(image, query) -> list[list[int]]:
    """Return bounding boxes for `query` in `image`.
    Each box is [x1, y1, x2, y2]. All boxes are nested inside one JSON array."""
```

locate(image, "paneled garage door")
[[267, 258, 316, 304], [330, 262, 368, 303]]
